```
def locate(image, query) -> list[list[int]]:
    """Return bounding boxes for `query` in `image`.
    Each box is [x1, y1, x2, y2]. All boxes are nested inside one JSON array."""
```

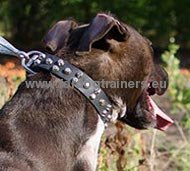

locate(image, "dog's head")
[[43, 13, 173, 131]]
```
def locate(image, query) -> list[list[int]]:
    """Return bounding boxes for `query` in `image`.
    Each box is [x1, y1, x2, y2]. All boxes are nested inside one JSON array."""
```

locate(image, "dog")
[[0, 13, 173, 171]]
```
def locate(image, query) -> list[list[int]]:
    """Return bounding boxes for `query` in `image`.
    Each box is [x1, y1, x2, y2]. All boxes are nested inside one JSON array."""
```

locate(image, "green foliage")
[[0, 0, 11, 36], [161, 39, 190, 131], [99, 129, 146, 171], [0, 0, 190, 48], [174, 144, 190, 171]]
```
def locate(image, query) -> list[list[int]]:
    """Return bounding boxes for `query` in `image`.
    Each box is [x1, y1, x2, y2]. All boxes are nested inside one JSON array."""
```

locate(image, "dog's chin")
[[120, 88, 173, 131]]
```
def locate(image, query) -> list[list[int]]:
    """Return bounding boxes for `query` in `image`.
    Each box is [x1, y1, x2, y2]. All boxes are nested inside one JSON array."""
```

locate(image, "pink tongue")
[[149, 98, 174, 131]]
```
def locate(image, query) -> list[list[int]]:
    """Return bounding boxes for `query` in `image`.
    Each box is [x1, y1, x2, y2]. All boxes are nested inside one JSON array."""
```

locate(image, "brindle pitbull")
[[0, 13, 173, 171]]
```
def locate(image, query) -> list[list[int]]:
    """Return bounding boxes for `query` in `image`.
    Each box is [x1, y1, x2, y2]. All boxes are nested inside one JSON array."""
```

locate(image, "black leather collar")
[[0, 36, 113, 124], [31, 53, 113, 124]]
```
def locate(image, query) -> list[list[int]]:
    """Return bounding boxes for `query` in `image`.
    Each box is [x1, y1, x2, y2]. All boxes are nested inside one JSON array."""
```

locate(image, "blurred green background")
[[0, 0, 190, 171], [0, 0, 190, 50]]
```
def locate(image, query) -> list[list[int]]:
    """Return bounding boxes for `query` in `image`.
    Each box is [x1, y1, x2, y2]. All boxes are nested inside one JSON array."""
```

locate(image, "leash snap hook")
[[21, 51, 46, 74], [0, 36, 46, 74]]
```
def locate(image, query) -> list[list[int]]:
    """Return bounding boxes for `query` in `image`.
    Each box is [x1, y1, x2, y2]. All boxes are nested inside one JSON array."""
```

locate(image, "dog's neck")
[[57, 48, 146, 109], [0, 72, 126, 170]]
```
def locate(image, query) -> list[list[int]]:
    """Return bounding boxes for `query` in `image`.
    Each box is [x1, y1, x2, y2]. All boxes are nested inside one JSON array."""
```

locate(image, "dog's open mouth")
[[144, 86, 174, 131], [146, 90, 173, 131], [123, 82, 174, 131]]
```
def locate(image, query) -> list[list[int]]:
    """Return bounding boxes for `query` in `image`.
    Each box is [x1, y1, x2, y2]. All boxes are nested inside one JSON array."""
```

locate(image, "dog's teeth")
[[46, 58, 53, 65], [99, 99, 106, 106], [75, 72, 83, 78], [83, 82, 90, 89], [89, 93, 96, 100], [57, 59, 64, 66], [52, 65, 60, 72], [63, 68, 72, 75]]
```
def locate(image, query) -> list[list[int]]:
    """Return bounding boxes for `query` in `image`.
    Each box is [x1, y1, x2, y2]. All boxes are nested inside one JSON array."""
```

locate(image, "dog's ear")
[[43, 20, 78, 52], [148, 65, 169, 95], [77, 13, 129, 52], [67, 24, 89, 51]]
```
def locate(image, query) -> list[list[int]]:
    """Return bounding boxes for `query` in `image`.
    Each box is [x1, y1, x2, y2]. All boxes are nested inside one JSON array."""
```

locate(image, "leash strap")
[[0, 36, 113, 124]]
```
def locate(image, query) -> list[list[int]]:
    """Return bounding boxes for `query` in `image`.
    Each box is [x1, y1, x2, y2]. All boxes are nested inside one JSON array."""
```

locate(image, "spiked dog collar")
[[0, 36, 113, 124]]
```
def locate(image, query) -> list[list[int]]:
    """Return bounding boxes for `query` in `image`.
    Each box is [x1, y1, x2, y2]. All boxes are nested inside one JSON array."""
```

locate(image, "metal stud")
[[99, 99, 106, 106], [63, 68, 72, 75], [107, 114, 112, 119], [57, 59, 64, 66], [40, 53, 46, 59], [89, 93, 96, 100], [46, 58, 53, 65], [94, 88, 101, 94], [34, 59, 41, 65], [71, 77, 78, 84], [76, 72, 83, 78], [107, 104, 112, 108], [102, 110, 108, 115], [83, 82, 90, 89], [52, 65, 60, 72], [106, 107, 111, 112]]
